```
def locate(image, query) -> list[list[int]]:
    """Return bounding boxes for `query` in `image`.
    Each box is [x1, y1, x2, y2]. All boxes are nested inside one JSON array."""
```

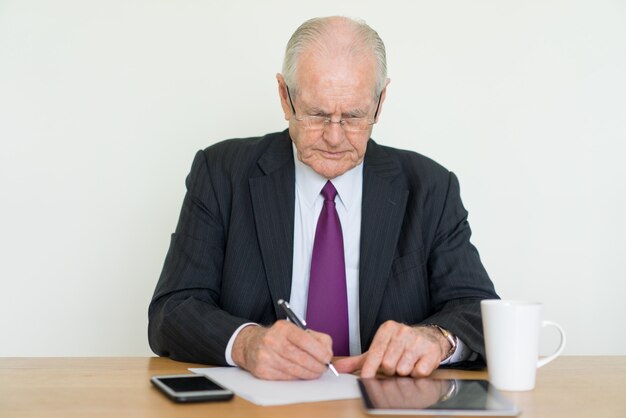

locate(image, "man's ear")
[[374, 78, 391, 123], [276, 73, 293, 121]]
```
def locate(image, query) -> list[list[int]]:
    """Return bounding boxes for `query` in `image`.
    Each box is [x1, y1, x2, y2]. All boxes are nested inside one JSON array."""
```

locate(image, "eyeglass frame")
[[285, 85, 382, 131]]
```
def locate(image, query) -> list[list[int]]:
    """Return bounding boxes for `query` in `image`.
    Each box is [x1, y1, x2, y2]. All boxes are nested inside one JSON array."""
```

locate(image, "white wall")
[[1, 0, 625, 356]]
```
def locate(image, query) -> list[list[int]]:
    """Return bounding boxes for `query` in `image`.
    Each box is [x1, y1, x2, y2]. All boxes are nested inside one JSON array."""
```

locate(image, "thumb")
[[333, 353, 367, 374]]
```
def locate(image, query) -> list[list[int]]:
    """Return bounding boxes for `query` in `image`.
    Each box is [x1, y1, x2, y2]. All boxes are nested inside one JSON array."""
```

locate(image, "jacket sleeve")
[[147, 150, 247, 365], [421, 171, 499, 362]]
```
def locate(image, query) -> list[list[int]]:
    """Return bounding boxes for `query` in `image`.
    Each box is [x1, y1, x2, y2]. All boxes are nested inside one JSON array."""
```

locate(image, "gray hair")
[[282, 16, 388, 96]]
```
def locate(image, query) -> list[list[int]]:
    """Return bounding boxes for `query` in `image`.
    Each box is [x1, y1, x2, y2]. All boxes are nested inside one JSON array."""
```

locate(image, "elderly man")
[[148, 16, 498, 380]]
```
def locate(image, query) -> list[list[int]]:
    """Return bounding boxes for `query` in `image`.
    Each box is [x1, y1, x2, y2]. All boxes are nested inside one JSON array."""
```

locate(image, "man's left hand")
[[333, 321, 451, 378]]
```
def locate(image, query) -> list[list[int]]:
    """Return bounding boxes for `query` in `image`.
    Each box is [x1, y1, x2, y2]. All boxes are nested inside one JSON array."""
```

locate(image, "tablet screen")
[[358, 377, 520, 416]]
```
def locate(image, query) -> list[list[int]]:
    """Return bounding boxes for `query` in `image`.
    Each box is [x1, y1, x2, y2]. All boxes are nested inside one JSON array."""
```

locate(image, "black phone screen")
[[159, 376, 224, 392]]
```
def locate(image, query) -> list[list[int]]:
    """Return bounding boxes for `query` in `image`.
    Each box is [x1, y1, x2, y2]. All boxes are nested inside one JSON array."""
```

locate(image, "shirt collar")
[[293, 143, 363, 211]]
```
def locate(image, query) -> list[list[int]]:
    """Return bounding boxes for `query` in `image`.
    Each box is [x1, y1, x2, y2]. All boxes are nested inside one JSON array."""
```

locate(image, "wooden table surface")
[[1, 356, 625, 417]]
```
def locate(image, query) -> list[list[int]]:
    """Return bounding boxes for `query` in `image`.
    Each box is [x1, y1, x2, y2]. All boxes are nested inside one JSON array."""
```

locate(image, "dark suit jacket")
[[148, 130, 498, 365]]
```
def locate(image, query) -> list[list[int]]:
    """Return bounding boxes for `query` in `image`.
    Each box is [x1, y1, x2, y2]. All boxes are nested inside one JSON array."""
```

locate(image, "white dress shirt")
[[290, 145, 364, 356]]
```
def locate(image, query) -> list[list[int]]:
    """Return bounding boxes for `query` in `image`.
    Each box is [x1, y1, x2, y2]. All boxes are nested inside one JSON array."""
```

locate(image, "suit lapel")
[[359, 140, 408, 348], [249, 132, 295, 318]]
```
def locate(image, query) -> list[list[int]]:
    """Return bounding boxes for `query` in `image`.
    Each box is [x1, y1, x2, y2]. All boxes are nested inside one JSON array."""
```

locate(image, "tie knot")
[[321, 181, 338, 202]]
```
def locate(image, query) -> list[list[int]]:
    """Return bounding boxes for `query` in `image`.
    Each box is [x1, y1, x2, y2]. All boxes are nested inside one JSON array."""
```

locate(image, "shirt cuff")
[[439, 337, 471, 365], [224, 322, 259, 366]]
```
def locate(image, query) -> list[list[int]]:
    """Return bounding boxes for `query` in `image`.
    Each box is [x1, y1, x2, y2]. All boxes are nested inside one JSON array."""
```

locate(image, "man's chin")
[[299, 154, 360, 179], [311, 163, 353, 179]]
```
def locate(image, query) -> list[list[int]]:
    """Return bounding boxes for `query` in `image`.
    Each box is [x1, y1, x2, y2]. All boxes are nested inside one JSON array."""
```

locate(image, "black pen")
[[277, 299, 339, 376]]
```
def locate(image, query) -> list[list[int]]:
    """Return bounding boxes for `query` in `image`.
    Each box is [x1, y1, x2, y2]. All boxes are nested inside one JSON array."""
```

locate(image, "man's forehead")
[[298, 47, 376, 77], [295, 52, 377, 99]]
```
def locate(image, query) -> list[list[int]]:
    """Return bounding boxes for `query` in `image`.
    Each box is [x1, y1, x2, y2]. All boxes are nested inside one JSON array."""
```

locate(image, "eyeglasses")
[[286, 85, 381, 133]]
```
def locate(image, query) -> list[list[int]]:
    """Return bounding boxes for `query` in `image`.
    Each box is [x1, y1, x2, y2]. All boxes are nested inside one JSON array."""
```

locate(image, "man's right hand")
[[231, 320, 333, 380]]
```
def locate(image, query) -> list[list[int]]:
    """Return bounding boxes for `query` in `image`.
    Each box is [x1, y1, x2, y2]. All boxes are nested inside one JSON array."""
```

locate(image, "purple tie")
[[306, 181, 350, 356]]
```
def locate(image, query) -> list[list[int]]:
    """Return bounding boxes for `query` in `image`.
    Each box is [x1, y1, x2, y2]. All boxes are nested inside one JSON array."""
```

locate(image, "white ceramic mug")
[[481, 300, 566, 391]]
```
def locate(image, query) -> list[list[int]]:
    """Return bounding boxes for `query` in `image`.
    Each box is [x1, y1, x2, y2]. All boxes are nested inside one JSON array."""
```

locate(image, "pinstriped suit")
[[148, 130, 498, 365]]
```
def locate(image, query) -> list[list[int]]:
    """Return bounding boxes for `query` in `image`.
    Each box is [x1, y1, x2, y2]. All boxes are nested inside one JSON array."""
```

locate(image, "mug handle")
[[537, 320, 566, 368]]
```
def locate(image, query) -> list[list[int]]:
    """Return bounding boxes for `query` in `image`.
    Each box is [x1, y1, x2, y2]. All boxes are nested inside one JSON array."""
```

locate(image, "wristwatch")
[[426, 324, 457, 360]]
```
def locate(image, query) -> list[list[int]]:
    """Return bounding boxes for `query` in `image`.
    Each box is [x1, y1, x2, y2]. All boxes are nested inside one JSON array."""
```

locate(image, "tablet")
[[358, 377, 520, 416]]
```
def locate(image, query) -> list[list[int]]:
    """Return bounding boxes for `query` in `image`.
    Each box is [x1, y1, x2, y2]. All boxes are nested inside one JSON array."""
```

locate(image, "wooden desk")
[[1, 356, 624, 417]]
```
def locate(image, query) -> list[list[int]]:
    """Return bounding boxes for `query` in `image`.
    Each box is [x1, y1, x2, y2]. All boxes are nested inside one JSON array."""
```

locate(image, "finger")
[[258, 322, 327, 378], [246, 340, 316, 380], [410, 353, 439, 377], [396, 326, 443, 376], [279, 340, 330, 376], [379, 336, 406, 376], [270, 322, 332, 375], [283, 327, 332, 367], [307, 330, 334, 359], [395, 347, 421, 376], [333, 353, 367, 374], [360, 321, 396, 377]]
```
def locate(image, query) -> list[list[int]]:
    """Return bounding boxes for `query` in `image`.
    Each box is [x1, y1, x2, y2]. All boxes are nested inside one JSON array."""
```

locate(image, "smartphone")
[[151, 374, 234, 403]]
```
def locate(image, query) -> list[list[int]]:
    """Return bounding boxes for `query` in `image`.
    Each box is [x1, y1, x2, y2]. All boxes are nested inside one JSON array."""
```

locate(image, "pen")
[[277, 299, 339, 377]]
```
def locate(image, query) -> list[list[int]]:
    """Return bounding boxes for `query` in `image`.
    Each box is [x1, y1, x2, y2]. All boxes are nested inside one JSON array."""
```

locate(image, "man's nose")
[[322, 120, 346, 146]]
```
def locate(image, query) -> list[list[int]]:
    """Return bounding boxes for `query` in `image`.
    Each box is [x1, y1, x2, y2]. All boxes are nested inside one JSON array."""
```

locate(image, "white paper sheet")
[[189, 367, 360, 406]]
